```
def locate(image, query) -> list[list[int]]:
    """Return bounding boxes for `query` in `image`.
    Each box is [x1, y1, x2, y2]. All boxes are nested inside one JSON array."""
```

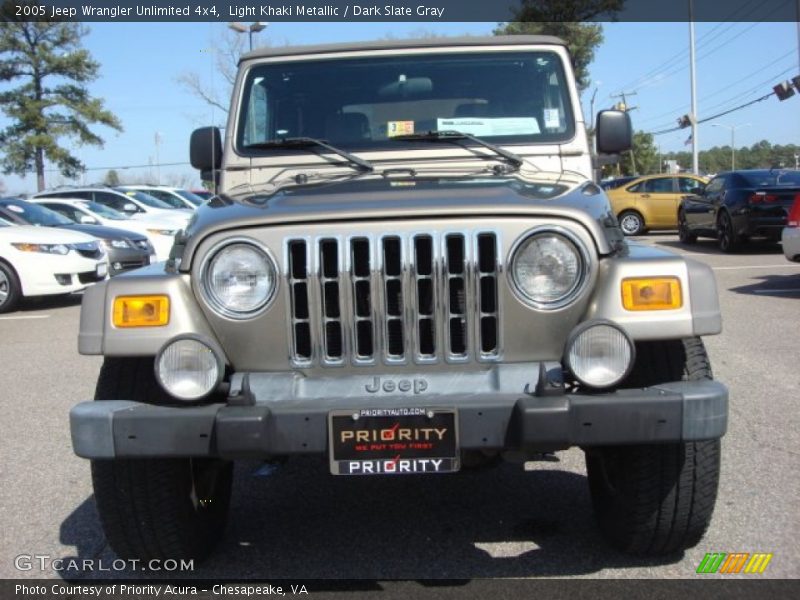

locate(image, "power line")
[[635, 48, 796, 126], [648, 91, 777, 136], [44, 161, 190, 174], [610, 0, 773, 95]]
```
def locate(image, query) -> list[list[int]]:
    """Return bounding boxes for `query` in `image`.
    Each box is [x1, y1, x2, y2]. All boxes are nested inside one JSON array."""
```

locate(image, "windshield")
[[82, 201, 128, 220], [0, 200, 75, 226], [114, 189, 173, 209], [175, 190, 205, 206], [237, 51, 575, 152], [740, 170, 800, 187]]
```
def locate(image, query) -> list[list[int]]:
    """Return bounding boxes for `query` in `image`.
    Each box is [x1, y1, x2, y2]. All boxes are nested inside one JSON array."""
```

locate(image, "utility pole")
[[610, 91, 638, 174], [711, 123, 750, 170], [689, 0, 700, 174], [154, 132, 162, 185]]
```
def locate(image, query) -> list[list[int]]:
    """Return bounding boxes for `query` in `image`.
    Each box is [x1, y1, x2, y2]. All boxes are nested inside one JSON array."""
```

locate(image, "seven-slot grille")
[[286, 232, 501, 366]]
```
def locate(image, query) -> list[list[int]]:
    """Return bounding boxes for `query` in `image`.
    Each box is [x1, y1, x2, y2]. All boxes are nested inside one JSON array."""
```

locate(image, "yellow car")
[[607, 174, 708, 235]]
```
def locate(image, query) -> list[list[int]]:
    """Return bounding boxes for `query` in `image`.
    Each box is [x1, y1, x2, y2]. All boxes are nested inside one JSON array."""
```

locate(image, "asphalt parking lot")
[[1, 232, 798, 585]]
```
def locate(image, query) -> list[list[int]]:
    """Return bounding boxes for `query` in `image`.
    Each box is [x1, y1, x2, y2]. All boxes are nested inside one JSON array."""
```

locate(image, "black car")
[[678, 169, 800, 252], [0, 199, 153, 276]]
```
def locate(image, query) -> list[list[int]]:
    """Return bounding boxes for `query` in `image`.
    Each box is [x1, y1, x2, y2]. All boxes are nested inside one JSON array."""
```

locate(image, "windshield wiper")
[[391, 130, 524, 172], [243, 137, 374, 172]]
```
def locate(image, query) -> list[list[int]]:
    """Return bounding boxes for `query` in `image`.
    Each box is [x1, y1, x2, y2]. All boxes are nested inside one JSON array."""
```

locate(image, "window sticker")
[[543, 109, 561, 129], [387, 120, 414, 137], [436, 117, 540, 136]]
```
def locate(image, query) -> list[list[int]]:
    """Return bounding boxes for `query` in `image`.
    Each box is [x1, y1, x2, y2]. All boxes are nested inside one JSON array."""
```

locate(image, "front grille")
[[286, 232, 501, 366], [72, 242, 102, 259]]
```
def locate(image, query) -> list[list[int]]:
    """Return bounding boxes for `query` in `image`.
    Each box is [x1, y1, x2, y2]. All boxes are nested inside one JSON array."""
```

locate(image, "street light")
[[711, 122, 750, 171], [229, 22, 267, 52]]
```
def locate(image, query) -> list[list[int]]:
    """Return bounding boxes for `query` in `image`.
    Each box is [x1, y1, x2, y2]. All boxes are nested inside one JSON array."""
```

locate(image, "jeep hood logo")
[[365, 376, 428, 394]]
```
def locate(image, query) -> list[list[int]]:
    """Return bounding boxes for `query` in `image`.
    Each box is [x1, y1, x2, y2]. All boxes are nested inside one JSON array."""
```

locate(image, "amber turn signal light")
[[621, 278, 682, 311], [113, 295, 170, 327]]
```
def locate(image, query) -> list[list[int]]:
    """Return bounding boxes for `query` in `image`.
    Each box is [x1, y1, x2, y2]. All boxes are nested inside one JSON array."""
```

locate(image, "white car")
[[116, 185, 206, 210], [0, 219, 109, 313], [29, 197, 180, 261], [33, 187, 192, 224], [783, 195, 800, 262]]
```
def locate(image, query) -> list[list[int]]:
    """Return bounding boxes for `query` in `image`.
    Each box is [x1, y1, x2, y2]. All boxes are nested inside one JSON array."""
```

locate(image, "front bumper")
[[71, 379, 727, 459], [782, 226, 800, 262]]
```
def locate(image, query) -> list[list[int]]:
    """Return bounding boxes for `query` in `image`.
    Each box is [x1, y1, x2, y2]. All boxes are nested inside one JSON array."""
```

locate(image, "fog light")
[[565, 321, 634, 389], [155, 336, 223, 401]]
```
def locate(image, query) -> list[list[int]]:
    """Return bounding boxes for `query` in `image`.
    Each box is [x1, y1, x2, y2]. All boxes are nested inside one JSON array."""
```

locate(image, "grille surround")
[[285, 231, 502, 367]]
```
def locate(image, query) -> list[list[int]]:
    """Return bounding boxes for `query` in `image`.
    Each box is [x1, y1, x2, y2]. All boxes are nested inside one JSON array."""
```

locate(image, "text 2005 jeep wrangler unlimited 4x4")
[[71, 36, 727, 561]]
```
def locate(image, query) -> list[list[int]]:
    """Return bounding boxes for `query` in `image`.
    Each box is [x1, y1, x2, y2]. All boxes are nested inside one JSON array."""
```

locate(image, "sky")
[[1, 20, 799, 195]]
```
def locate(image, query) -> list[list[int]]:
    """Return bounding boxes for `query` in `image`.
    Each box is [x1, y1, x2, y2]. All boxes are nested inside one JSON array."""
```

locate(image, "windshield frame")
[[234, 48, 577, 158]]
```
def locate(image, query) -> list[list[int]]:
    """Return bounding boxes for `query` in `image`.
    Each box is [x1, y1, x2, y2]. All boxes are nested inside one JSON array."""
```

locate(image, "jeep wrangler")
[[71, 36, 727, 561]]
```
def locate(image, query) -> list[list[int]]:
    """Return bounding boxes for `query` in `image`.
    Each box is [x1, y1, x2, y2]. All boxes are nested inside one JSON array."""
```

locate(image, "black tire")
[[717, 211, 741, 253], [677, 210, 697, 245], [618, 210, 646, 236], [91, 357, 232, 562], [0, 260, 22, 314], [585, 338, 721, 555]]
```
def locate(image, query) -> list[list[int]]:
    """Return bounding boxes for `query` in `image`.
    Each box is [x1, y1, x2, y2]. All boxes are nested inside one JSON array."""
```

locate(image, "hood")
[[0, 224, 99, 244], [180, 175, 624, 266], [57, 223, 148, 241]]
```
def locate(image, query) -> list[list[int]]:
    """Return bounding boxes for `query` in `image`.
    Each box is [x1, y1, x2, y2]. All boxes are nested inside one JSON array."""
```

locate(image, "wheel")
[[0, 261, 22, 314], [717, 211, 741, 253], [618, 211, 645, 236], [677, 210, 697, 244], [585, 338, 721, 555], [91, 357, 232, 562]]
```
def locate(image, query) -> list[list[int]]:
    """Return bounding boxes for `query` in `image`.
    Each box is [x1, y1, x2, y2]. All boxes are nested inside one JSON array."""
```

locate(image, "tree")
[[621, 131, 658, 175], [493, 1, 624, 91], [103, 169, 120, 186], [0, 20, 122, 191], [176, 28, 247, 117]]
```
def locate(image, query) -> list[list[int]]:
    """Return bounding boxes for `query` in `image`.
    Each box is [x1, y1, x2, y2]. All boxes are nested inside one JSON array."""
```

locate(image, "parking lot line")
[[0, 314, 51, 320], [712, 265, 800, 271]]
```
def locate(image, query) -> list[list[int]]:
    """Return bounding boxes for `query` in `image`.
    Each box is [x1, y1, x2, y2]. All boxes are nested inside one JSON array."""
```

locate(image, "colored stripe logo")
[[696, 552, 773, 574]]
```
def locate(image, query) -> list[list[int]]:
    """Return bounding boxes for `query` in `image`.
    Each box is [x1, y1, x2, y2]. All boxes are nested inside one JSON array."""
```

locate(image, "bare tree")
[[176, 27, 247, 115]]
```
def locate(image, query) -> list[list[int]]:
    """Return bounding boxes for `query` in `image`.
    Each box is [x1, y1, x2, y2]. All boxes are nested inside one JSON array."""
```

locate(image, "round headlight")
[[510, 231, 586, 308], [202, 240, 277, 318], [155, 337, 223, 401], [565, 321, 634, 389]]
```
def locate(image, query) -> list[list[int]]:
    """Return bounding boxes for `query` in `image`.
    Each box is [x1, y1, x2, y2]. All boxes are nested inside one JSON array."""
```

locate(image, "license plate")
[[96, 263, 108, 277], [329, 408, 459, 475]]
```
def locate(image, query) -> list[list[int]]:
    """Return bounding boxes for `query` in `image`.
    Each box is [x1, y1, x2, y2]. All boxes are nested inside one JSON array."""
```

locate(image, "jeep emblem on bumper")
[[365, 376, 428, 394]]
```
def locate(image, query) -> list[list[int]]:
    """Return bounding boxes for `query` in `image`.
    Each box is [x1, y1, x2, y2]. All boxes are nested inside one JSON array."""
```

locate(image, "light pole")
[[711, 123, 750, 171], [229, 22, 267, 52]]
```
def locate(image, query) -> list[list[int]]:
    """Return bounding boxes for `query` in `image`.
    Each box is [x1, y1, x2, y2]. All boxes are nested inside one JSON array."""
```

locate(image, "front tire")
[[91, 358, 232, 562], [0, 261, 22, 314], [618, 210, 645, 236], [585, 339, 721, 555]]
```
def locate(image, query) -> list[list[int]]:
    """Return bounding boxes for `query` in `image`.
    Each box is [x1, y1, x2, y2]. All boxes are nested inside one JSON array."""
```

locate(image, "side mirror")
[[79, 215, 98, 224], [595, 110, 633, 154], [190, 127, 222, 181], [689, 186, 705, 195], [122, 203, 138, 213]]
